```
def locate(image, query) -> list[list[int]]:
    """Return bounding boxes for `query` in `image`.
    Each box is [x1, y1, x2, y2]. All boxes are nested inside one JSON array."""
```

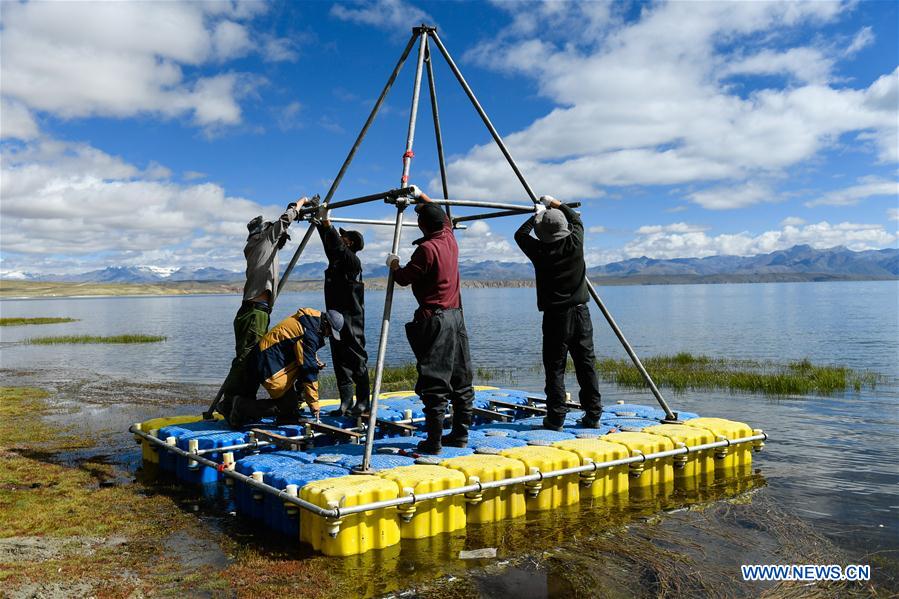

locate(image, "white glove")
[[386, 253, 400, 268], [539, 195, 557, 207], [408, 184, 422, 199], [534, 204, 547, 215]]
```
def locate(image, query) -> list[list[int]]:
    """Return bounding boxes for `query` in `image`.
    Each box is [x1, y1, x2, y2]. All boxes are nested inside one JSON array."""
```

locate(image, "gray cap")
[[534, 208, 570, 243], [324, 309, 344, 341]]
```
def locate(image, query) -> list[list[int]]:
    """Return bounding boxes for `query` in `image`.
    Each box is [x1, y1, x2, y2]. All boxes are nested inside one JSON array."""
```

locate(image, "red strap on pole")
[[403, 150, 414, 160]]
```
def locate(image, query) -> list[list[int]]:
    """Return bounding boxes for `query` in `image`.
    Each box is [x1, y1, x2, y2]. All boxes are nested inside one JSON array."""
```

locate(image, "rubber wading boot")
[[542, 416, 565, 432], [348, 391, 370, 418], [274, 395, 302, 425], [329, 384, 355, 417], [575, 417, 601, 429], [417, 420, 443, 455], [442, 412, 471, 447]]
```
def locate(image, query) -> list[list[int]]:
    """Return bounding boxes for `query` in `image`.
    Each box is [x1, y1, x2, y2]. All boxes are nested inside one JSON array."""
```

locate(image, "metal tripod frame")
[[205, 24, 679, 467]]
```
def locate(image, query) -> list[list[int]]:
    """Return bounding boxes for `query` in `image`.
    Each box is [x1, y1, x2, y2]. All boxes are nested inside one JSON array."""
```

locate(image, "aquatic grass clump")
[[594, 352, 878, 396], [0, 317, 79, 326], [25, 334, 167, 345]]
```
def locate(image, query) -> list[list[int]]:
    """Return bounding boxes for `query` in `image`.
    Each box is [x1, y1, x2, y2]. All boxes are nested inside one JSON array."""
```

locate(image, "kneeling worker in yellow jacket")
[[228, 307, 344, 428]]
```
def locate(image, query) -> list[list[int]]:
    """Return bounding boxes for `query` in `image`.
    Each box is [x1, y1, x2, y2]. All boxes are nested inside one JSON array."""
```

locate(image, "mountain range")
[[4, 245, 897, 283]]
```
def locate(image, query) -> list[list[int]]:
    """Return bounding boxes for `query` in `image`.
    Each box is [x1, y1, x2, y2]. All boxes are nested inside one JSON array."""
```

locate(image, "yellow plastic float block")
[[378, 465, 467, 539], [643, 424, 717, 485], [499, 446, 581, 511], [300, 475, 400, 556], [552, 438, 630, 498], [601, 432, 675, 489], [684, 417, 755, 471], [134, 415, 217, 464], [440, 455, 527, 524]]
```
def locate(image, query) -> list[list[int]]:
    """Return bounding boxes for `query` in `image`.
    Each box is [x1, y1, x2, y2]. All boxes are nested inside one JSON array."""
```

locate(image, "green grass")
[[0, 317, 78, 326], [25, 334, 166, 345], [593, 352, 879, 396]]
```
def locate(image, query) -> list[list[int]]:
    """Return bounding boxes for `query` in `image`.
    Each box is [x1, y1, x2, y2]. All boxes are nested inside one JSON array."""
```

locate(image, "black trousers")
[[542, 303, 602, 425], [328, 315, 370, 405], [405, 308, 474, 432]]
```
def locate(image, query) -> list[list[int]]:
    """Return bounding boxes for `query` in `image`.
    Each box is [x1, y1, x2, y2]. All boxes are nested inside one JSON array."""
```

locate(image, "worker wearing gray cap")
[[515, 196, 603, 431]]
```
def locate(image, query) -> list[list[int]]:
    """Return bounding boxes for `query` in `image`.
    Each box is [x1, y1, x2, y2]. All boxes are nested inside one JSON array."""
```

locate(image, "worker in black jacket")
[[514, 196, 602, 430], [315, 206, 370, 416]]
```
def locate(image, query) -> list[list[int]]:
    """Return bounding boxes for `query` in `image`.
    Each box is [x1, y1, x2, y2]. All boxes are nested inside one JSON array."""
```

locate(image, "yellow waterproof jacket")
[[253, 308, 325, 408]]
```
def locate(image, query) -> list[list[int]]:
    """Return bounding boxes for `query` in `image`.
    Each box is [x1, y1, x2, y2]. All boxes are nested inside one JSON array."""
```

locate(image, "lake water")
[[1, 280, 897, 582]]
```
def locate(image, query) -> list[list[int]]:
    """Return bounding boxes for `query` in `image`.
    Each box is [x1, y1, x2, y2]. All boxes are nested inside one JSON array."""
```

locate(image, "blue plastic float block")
[[476, 423, 538, 436], [334, 453, 416, 471], [463, 429, 489, 444], [378, 398, 426, 419], [234, 452, 314, 518], [675, 411, 700, 420], [476, 389, 532, 403], [263, 463, 349, 536], [604, 404, 669, 420], [472, 435, 529, 452], [511, 429, 576, 445], [564, 425, 617, 438], [157, 420, 232, 472], [602, 417, 658, 431], [175, 431, 250, 485], [371, 436, 424, 451], [307, 443, 368, 465]]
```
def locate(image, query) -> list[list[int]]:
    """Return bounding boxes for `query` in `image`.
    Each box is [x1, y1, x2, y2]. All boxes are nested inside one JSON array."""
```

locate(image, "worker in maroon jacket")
[[386, 186, 474, 454]]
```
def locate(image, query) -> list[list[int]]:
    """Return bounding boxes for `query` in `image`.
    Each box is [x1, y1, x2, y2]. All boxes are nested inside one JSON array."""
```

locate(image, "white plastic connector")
[[714, 436, 730, 460], [252, 471, 264, 501], [752, 429, 765, 452], [524, 466, 543, 498], [673, 442, 688, 469], [628, 449, 645, 478], [222, 452, 235, 485], [325, 500, 343, 537], [284, 484, 299, 518], [464, 475, 483, 505], [187, 439, 199, 470], [396, 487, 417, 522], [579, 457, 596, 487]]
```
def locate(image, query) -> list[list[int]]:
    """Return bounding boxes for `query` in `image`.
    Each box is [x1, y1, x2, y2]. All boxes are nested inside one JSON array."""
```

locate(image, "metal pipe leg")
[[424, 39, 451, 220], [360, 30, 429, 473], [278, 31, 419, 293], [585, 278, 677, 421]]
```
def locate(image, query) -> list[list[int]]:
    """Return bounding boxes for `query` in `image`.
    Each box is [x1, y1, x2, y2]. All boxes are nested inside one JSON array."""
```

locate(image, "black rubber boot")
[[329, 384, 355, 417], [576, 417, 601, 429], [348, 392, 370, 417], [417, 419, 443, 455], [542, 416, 565, 432], [274, 394, 302, 425], [442, 412, 471, 448]]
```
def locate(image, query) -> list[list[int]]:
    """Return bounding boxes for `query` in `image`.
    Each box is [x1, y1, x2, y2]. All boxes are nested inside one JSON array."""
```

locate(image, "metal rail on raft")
[[131, 424, 766, 522]]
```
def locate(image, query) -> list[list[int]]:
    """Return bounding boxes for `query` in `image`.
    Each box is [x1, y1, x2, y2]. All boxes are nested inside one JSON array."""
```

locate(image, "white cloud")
[[0, 98, 39, 140], [623, 220, 897, 259], [888, 208, 899, 222], [455, 220, 524, 262], [438, 2, 896, 205], [805, 178, 899, 207], [846, 26, 874, 56], [0, 139, 275, 272], [688, 183, 775, 210], [781, 216, 806, 226], [588, 225, 607, 234], [722, 47, 835, 85], [0, 1, 291, 135], [330, 0, 432, 31]]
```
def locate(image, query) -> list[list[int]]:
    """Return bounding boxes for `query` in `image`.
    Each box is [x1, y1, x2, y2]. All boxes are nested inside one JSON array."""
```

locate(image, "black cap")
[[415, 203, 446, 233], [338, 228, 364, 252], [246, 215, 264, 239]]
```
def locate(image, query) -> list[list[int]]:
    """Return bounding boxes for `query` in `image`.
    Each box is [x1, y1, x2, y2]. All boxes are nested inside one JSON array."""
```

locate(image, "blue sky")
[[1, 0, 896, 276]]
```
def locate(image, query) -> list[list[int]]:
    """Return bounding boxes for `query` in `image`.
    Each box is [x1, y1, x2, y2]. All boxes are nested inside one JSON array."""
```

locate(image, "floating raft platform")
[[131, 387, 766, 557]]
